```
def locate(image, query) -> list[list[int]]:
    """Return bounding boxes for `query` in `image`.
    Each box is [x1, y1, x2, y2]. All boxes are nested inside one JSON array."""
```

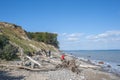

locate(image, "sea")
[[63, 50, 120, 75]]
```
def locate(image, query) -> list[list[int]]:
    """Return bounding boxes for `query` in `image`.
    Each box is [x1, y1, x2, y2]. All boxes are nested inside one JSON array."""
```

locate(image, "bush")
[[0, 35, 9, 49], [2, 44, 18, 60], [0, 35, 19, 60]]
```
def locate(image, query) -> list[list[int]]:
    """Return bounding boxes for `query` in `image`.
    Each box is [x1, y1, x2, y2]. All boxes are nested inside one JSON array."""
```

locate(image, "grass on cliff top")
[[1, 27, 58, 53]]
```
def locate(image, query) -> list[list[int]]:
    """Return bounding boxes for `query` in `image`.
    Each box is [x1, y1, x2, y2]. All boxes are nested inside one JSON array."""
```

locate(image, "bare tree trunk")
[[26, 55, 42, 68]]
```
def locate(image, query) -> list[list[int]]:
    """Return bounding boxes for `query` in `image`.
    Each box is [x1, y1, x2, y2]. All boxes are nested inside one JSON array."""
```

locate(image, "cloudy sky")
[[59, 31, 120, 50], [0, 0, 120, 50]]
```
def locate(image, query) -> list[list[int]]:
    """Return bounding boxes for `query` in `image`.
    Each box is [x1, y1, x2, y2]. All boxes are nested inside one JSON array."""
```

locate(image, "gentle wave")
[[64, 50, 120, 76]]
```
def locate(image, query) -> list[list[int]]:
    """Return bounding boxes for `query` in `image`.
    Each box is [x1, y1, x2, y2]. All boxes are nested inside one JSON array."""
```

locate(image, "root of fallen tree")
[[56, 60, 81, 74]]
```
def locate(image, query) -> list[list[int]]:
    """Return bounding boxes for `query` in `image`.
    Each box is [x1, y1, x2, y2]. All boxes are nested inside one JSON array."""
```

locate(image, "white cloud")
[[61, 33, 67, 36], [67, 37, 79, 41], [59, 31, 120, 50], [67, 33, 83, 37], [61, 33, 83, 37], [60, 33, 83, 42], [86, 30, 120, 41]]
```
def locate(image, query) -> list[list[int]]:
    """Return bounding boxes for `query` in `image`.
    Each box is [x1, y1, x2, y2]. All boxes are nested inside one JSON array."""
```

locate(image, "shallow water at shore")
[[64, 50, 120, 75]]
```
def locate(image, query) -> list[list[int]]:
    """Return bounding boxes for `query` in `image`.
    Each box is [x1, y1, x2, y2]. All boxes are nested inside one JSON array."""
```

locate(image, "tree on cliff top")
[[27, 32, 59, 48]]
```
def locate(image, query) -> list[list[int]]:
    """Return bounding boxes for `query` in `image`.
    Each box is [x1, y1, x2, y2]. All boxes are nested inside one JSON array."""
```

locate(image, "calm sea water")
[[64, 50, 120, 63]]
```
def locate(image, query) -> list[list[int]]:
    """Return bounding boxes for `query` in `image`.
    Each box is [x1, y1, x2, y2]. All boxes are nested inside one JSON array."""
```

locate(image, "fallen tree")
[[0, 63, 56, 71]]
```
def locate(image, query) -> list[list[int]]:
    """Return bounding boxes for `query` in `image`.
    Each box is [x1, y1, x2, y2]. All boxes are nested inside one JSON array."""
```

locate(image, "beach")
[[0, 51, 120, 80]]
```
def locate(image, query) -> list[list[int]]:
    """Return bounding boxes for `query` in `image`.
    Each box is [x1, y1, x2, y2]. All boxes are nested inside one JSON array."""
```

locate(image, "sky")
[[0, 0, 120, 50]]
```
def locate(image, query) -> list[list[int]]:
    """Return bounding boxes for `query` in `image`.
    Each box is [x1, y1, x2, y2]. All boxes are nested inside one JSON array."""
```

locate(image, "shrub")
[[0, 35, 19, 60]]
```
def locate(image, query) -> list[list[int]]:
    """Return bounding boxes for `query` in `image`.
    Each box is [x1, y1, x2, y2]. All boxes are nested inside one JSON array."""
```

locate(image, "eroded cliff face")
[[0, 22, 59, 56]]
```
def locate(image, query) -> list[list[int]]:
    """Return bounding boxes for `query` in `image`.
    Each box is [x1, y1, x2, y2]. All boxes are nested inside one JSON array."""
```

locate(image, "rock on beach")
[[0, 52, 120, 80]]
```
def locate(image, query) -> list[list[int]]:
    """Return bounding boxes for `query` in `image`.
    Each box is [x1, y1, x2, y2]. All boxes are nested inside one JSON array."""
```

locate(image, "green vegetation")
[[0, 35, 19, 60], [27, 32, 59, 48], [0, 35, 9, 49], [0, 22, 59, 60]]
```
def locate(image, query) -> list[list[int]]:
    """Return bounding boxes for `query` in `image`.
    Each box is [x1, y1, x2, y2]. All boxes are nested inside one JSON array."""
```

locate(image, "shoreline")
[[0, 51, 120, 80], [64, 50, 120, 76]]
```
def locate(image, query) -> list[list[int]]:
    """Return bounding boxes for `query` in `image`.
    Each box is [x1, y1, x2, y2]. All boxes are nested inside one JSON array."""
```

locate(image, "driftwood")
[[79, 64, 99, 69], [25, 55, 42, 67], [56, 60, 81, 74], [0, 64, 56, 71], [0, 55, 58, 71]]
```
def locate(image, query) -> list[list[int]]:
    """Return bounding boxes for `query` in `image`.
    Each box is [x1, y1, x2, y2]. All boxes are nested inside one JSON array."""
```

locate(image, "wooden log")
[[79, 64, 99, 68], [0, 64, 56, 71], [25, 55, 42, 67]]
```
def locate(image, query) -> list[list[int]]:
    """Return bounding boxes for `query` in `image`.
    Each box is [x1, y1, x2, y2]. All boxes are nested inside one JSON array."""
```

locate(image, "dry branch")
[[25, 55, 42, 67]]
